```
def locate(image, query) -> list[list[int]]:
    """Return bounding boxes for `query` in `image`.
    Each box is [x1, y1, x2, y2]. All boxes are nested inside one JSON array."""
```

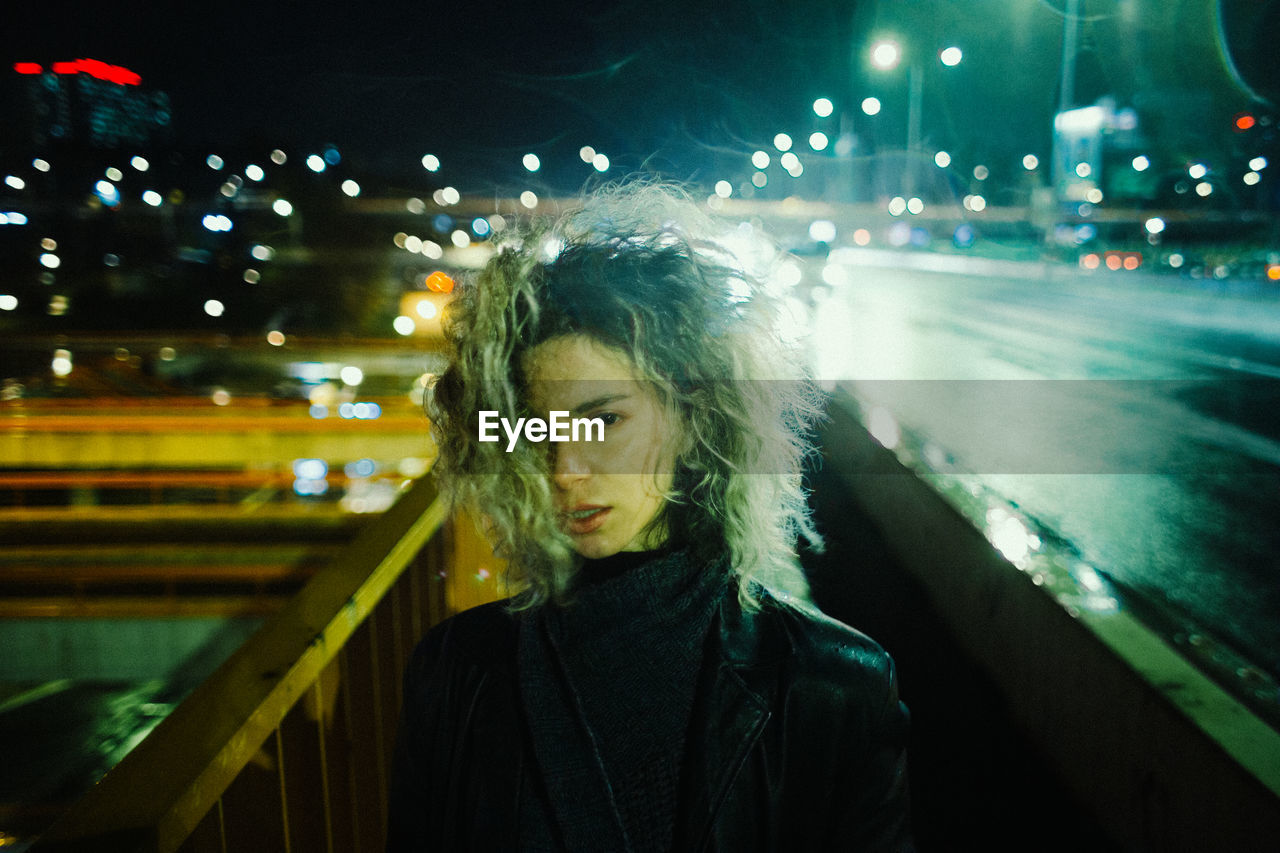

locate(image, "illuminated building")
[[8, 59, 172, 150]]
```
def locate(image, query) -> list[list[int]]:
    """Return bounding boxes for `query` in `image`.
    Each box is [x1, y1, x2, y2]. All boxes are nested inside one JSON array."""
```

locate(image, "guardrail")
[[28, 475, 490, 852], [820, 394, 1280, 851]]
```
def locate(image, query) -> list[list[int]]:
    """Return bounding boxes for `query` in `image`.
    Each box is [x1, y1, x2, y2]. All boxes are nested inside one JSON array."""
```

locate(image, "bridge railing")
[[29, 475, 493, 852]]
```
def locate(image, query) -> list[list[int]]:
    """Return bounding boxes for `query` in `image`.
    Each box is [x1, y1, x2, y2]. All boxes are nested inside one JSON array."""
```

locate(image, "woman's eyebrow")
[[569, 393, 629, 416]]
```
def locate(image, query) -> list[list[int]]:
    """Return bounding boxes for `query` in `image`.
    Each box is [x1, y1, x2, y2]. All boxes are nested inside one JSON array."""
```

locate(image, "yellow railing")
[[30, 476, 499, 852]]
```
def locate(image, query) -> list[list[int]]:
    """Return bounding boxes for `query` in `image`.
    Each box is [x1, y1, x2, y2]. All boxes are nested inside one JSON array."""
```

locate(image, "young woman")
[[387, 185, 913, 852]]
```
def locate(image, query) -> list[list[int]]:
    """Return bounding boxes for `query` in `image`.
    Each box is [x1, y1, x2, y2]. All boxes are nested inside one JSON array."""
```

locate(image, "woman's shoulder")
[[407, 599, 521, 679], [746, 588, 898, 700]]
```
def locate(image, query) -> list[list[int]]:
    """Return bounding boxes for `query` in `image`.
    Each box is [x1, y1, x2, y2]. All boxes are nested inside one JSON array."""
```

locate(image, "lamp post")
[[869, 39, 961, 197]]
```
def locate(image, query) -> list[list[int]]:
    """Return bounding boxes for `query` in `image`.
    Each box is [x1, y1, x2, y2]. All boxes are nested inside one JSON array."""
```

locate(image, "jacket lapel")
[[674, 591, 788, 852]]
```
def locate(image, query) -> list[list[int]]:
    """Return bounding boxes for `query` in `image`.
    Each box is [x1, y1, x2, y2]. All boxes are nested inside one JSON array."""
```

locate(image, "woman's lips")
[[565, 505, 610, 535]]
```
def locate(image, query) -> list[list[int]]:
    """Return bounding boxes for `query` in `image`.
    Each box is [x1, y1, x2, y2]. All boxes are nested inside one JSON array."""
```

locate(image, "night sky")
[[2, 0, 1274, 193]]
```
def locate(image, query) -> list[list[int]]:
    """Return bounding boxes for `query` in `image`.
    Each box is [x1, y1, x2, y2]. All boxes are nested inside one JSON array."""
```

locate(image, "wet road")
[[807, 249, 1280, 683]]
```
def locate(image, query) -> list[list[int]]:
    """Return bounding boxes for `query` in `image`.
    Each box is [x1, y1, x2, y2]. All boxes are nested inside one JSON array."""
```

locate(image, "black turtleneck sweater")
[[518, 548, 729, 852]]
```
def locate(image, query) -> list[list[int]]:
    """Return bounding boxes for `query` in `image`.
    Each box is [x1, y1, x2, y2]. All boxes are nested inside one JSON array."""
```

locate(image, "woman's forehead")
[[524, 335, 652, 410], [525, 335, 638, 383]]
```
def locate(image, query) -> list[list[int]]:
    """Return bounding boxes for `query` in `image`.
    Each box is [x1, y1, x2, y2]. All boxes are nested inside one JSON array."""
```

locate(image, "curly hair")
[[429, 183, 824, 609]]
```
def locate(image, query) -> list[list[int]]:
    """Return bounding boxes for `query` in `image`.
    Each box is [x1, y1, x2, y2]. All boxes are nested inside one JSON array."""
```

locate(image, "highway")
[[807, 248, 1280, 698]]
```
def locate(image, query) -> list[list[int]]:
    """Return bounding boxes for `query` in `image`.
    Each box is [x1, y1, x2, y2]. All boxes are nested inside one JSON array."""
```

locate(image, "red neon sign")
[[15, 58, 141, 85]]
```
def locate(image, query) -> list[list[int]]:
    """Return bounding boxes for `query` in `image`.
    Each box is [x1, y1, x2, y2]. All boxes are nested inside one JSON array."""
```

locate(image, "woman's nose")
[[551, 443, 590, 489]]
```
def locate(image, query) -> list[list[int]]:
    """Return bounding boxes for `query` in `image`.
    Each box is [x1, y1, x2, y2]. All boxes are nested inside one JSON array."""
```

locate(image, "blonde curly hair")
[[429, 183, 823, 609]]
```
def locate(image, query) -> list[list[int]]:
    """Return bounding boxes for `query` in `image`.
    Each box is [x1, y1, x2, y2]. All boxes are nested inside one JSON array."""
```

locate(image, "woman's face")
[[525, 335, 677, 559]]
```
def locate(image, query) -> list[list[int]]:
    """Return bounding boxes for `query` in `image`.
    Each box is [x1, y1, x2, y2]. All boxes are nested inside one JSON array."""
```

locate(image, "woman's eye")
[[596, 411, 621, 426]]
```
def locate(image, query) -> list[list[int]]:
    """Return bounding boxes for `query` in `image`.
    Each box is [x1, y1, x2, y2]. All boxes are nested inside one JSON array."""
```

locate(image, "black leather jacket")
[[387, 584, 913, 851]]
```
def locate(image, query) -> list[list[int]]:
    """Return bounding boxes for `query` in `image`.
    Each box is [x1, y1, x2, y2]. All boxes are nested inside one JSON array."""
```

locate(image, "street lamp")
[[868, 39, 961, 193]]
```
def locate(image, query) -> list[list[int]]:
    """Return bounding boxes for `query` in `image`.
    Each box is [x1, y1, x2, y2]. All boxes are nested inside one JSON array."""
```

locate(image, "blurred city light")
[[1022, 154, 1039, 171], [714, 180, 732, 198], [32, 158, 50, 172], [393, 315, 415, 335], [306, 154, 326, 173], [425, 271, 454, 292], [579, 146, 596, 163], [243, 269, 260, 283], [813, 97, 834, 117], [1244, 171, 1261, 185], [142, 190, 162, 206], [270, 149, 287, 165], [250, 244, 275, 261], [1075, 163, 1092, 178], [1249, 156, 1267, 171], [592, 153, 610, 171], [888, 196, 907, 216], [51, 350, 73, 377], [523, 153, 541, 172], [204, 299, 224, 317], [973, 164, 989, 180], [939, 46, 963, 66], [201, 214, 233, 232], [421, 154, 441, 171], [5, 176, 25, 190], [809, 220, 837, 242], [267, 330, 285, 346], [341, 179, 361, 197], [773, 133, 793, 152], [245, 164, 264, 181], [416, 300, 438, 320], [94, 180, 120, 205], [862, 97, 881, 116], [907, 197, 924, 214], [1132, 155, 1151, 172], [1188, 163, 1207, 179], [520, 190, 539, 208], [130, 156, 149, 171], [809, 131, 829, 151], [272, 199, 294, 216], [751, 150, 770, 169], [450, 230, 470, 248], [0, 295, 17, 311], [39, 253, 61, 269], [1196, 182, 1213, 196], [934, 151, 951, 168], [206, 154, 224, 170], [871, 40, 901, 70], [1145, 217, 1166, 235], [751, 172, 767, 187], [105, 167, 123, 181], [340, 365, 363, 386]]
